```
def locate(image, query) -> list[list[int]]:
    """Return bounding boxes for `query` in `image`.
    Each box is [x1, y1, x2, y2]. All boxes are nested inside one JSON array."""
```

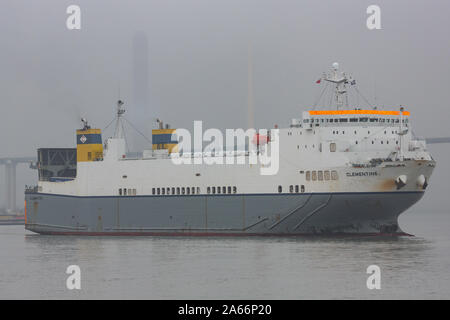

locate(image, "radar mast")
[[114, 100, 126, 138], [322, 62, 353, 110]]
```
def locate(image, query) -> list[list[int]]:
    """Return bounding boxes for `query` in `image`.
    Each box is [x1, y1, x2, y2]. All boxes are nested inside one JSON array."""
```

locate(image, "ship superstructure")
[[25, 64, 435, 235]]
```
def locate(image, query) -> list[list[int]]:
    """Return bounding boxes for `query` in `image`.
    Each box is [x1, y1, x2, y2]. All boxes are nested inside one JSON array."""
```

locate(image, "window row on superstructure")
[[277, 185, 306, 193], [119, 188, 137, 196], [331, 129, 400, 135], [207, 186, 237, 194], [152, 186, 201, 195], [306, 170, 338, 181], [304, 117, 409, 125], [145, 186, 239, 196]]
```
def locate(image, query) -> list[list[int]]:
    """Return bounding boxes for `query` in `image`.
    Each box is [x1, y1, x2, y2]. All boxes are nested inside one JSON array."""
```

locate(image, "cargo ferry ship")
[[25, 64, 435, 235]]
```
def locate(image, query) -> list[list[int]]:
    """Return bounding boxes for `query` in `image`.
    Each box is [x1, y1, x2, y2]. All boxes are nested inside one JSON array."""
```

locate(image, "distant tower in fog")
[[132, 31, 150, 149], [247, 43, 255, 129]]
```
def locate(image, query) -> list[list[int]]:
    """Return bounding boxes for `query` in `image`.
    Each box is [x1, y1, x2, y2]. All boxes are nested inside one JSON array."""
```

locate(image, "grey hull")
[[25, 191, 424, 236]]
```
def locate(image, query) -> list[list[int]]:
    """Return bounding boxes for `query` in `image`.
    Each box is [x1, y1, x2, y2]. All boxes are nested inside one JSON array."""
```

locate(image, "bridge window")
[[161, 188, 165, 195], [207, 187, 211, 194], [331, 171, 338, 180], [295, 185, 299, 193], [350, 118, 358, 122], [330, 143, 336, 152], [124, 188, 127, 196], [182, 187, 185, 195], [312, 171, 317, 181], [324, 171, 330, 181], [152, 188, 155, 195], [212, 187, 216, 194], [119, 189, 122, 196], [197, 187, 201, 194], [290, 185, 294, 193], [278, 185, 282, 193], [233, 186, 237, 194], [228, 186, 231, 194], [339, 118, 348, 122], [360, 117, 368, 122], [301, 185, 305, 193], [157, 188, 160, 195], [177, 187, 180, 195], [306, 171, 311, 181], [186, 187, 190, 195], [318, 171, 323, 181]]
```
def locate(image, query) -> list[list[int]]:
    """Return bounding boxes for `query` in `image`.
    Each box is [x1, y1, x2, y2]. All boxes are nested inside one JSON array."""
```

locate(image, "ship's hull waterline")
[[25, 191, 424, 236]]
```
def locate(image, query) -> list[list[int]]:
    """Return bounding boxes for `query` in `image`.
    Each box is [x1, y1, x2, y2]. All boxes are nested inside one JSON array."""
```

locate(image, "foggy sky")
[[1, 0, 450, 212]]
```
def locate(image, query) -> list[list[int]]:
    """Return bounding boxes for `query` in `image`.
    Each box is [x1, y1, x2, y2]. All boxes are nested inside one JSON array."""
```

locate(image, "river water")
[[0, 210, 449, 299]]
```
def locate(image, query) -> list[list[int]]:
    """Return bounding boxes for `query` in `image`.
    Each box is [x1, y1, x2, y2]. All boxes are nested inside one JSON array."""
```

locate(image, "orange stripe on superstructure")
[[308, 110, 410, 116]]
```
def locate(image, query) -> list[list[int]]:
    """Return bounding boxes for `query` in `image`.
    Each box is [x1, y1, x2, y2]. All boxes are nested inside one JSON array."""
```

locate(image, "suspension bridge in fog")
[[0, 157, 36, 213]]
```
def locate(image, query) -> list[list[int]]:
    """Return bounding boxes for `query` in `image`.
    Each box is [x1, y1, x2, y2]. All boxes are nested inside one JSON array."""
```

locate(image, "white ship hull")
[[24, 65, 436, 236], [25, 159, 434, 235]]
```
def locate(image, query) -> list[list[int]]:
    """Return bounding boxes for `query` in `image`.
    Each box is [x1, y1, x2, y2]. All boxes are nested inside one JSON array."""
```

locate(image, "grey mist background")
[[0, 0, 450, 215]]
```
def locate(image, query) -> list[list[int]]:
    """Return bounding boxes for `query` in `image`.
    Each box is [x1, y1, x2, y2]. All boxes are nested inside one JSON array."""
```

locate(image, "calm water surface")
[[1, 210, 449, 299]]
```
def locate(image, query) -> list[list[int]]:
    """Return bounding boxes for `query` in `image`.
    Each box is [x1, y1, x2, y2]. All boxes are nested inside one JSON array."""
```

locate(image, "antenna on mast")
[[114, 99, 126, 138], [81, 117, 90, 130], [322, 62, 352, 110]]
